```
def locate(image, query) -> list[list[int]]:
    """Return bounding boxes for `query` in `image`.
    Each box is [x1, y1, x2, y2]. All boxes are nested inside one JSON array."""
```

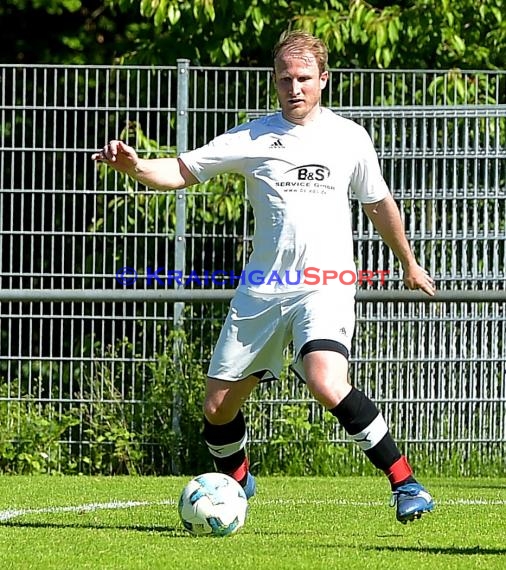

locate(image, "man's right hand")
[[91, 140, 139, 176]]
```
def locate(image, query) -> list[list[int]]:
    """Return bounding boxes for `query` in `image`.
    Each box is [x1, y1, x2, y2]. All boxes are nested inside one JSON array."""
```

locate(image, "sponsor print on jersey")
[[285, 164, 331, 181], [275, 164, 335, 194]]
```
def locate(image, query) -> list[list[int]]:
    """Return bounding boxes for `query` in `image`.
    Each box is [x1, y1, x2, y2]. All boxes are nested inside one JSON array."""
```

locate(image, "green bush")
[[3, 334, 504, 477], [0, 379, 80, 474]]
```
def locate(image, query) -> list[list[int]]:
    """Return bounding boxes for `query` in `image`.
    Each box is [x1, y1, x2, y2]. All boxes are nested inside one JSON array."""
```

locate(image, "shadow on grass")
[[435, 481, 506, 491], [1, 520, 186, 536], [367, 545, 506, 555], [3, 522, 506, 555]]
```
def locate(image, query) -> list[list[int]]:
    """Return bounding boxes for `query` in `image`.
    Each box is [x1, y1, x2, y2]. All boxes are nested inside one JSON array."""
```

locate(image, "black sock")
[[329, 387, 413, 486], [203, 411, 249, 485]]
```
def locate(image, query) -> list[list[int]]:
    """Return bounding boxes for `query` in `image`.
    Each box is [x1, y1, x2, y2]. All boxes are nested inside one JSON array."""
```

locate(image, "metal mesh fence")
[[0, 64, 505, 474]]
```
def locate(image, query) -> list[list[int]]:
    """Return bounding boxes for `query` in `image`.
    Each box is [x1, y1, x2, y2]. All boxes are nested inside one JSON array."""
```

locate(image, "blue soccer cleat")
[[391, 482, 435, 524], [242, 472, 257, 499]]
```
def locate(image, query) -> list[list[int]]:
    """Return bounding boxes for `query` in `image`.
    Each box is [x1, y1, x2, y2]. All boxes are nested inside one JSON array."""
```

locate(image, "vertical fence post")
[[171, 59, 190, 474]]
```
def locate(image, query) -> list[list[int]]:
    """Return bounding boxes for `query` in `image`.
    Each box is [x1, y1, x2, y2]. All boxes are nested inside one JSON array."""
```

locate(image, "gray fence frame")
[[1, 62, 505, 475]]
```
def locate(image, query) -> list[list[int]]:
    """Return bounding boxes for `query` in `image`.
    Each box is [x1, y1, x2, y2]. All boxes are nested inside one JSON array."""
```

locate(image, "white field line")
[[0, 497, 504, 523], [0, 499, 175, 522]]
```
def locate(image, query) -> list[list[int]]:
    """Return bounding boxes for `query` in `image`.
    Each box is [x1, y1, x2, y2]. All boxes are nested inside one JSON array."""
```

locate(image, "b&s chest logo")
[[275, 164, 335, 193], [286, 164, 331, 181]]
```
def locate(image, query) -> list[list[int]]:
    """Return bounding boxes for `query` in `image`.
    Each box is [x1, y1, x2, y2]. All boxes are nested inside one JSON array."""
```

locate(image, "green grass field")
[[0, 476, 504, 569]]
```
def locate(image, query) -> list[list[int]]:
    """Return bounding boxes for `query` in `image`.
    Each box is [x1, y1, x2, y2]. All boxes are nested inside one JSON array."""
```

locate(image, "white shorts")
[[207, 289, 355, 382]]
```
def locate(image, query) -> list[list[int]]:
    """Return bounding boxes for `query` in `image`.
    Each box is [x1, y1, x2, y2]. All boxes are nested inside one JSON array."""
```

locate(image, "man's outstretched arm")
[[92, 139, 199, 191]]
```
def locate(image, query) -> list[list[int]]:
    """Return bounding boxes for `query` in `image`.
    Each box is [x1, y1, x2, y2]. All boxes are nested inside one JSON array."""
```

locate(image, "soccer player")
[[92, 31, 435, 523]]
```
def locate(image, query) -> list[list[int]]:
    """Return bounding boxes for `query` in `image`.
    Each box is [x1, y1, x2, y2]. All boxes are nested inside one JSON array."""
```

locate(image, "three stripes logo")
[[269, 138, 285, 149]]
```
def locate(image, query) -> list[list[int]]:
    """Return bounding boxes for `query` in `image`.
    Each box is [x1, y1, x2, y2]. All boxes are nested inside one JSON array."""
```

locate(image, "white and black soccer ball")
[[178, 472, 248, 537]]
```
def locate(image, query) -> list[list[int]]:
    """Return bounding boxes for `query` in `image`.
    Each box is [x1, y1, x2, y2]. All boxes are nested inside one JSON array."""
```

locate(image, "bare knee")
[[303, 351, 351, 409], [307, 376, 352, 409], [203, 397, 235, 425], [203, 375, 259, 425]]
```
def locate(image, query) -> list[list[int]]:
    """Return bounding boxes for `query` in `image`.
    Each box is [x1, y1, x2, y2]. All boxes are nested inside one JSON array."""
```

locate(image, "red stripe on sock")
[[229, 458, 249, 484], [385, 456, 413, 485]]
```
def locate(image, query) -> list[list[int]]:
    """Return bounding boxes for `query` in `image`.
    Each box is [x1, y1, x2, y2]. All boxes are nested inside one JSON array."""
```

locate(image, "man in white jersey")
[[92, 31, 435, 524]]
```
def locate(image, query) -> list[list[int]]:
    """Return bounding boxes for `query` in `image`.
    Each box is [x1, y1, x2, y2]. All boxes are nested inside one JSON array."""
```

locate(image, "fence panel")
[[0, 64, 505, 474]]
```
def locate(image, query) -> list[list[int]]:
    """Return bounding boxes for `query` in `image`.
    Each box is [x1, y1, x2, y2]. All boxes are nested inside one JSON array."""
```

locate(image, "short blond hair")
[[273, 31, 328, 74]]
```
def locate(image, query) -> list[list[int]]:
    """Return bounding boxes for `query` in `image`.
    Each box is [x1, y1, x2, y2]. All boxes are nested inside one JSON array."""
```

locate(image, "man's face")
[[274, 51, 328, 126]]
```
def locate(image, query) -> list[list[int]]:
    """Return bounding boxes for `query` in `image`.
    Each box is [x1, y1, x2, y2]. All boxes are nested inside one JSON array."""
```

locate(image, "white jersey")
[[180, 108, 390, 296]]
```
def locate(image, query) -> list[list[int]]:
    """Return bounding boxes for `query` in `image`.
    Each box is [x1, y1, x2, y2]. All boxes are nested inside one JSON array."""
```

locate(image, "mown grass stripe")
[[1, 496, 504, 523]]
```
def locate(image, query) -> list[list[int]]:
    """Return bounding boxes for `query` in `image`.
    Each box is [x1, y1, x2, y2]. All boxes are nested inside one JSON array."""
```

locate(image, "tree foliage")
[[1, 0, 506, 68], [0, 0, 135, 63], [104, 0, 506, 69]]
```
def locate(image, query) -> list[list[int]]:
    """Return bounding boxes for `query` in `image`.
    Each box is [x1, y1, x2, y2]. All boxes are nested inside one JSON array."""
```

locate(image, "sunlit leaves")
[[30, 0, 81, 14], [5, 0, 506, 70]]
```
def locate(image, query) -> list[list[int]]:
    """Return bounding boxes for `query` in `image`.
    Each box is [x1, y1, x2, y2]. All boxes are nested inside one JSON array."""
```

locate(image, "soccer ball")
[[178, 472, 248, 537]]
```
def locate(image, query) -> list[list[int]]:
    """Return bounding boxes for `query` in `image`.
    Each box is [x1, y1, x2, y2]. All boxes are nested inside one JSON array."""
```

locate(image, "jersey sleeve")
[[350, 126, 391, 204], [179, 128, 249, 183]]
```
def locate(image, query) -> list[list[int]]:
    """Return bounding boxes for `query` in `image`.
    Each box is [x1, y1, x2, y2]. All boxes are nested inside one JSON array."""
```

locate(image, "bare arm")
[[362, 194, 435, 296], [91, 140, 199, 191]]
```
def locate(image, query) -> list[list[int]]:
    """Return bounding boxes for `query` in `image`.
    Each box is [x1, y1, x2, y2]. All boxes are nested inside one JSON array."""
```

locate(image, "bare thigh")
[[204, 375, 259, 425]]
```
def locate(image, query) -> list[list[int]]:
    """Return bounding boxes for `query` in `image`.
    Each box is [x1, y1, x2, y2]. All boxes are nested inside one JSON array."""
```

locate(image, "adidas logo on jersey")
[[269, 138, 285, 148]]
